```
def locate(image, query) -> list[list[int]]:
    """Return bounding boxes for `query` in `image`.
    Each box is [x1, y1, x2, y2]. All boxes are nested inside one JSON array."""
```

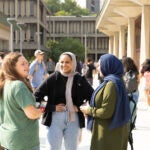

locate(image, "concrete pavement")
[[39, 101, 150, 150], [39, 75, 150, 149]]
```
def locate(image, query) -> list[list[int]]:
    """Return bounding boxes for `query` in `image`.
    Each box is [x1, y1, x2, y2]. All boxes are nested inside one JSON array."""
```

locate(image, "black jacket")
[[34, 71, 94, 128]]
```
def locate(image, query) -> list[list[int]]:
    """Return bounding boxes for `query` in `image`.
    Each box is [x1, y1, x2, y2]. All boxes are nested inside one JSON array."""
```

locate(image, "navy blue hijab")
[[87, 54, 131, 131]]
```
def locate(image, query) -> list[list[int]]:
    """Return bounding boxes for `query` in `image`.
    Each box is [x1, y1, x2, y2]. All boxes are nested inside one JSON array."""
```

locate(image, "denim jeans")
[[46, 111, 80, 150], [128, 89, 139, 103]]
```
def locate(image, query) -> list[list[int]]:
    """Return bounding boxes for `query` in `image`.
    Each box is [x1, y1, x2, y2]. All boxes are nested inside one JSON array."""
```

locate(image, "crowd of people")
[[0, 50, 150, 150]]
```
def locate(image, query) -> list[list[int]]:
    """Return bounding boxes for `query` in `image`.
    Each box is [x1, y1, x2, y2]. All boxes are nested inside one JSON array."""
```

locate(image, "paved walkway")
[[39, 101, 150, 150], [39, 75, 150, 149]]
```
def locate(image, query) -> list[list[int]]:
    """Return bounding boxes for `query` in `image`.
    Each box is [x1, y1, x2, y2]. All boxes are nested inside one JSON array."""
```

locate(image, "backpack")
[[124, 70, 138, 93]]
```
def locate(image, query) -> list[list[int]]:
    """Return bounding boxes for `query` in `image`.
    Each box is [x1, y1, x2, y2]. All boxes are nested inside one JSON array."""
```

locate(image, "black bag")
[[128, 94, 137, 150], [124, 70, 138, 93]]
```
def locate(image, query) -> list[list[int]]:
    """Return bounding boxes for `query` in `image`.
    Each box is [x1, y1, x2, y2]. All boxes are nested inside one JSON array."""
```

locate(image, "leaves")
[[45, 38, 84, 62], [45, 0, 90, 16]]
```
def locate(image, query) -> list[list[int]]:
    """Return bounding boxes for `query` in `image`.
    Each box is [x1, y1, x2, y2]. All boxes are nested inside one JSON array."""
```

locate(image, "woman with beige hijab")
[[34, 52, 93, 150]]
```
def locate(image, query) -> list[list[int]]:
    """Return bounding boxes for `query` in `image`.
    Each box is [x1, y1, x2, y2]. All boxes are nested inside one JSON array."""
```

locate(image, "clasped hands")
[[80, 101, 90, 116], [55, 101, 90, 115], [55, 103, 79, 112]]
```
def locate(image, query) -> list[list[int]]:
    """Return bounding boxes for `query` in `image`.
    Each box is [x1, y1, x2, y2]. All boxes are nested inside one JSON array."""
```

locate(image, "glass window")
[[30, 0, 34, 16]]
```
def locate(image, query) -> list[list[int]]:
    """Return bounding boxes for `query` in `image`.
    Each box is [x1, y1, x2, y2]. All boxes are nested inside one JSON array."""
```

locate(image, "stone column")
[[127, 18, 135, 59], [119, 25, 126, 59], [140, 5, 150, 65], [52, 20, 55, 40], [37, 0, 40, 49], [108, 36, 113, 54], [113, 32, 119, 57]]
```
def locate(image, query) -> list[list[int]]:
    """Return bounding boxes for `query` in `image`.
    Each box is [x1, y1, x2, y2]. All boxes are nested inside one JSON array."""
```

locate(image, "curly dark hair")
[[140, 58, 150, 75], [122, 57, 139, 74]]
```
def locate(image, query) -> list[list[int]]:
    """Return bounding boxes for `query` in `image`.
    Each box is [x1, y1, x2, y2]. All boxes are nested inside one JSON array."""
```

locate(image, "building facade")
[[86, 0, 100, 14], [0, 0, 50, 56], [96, 0, 150, 67], [0, 0, 108, 59], [0, 16, 10, 52], [47, 16, 108, 61]]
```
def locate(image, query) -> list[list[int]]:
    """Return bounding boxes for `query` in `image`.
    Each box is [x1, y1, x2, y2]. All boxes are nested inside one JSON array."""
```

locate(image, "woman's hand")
[[24, 105, 42, 119], [80, 101, 90, 115], [74, 105, 78, 112], [56, 103, 66, 112]]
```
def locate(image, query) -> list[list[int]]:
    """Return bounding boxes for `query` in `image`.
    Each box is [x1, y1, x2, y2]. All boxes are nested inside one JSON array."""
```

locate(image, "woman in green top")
[[0, 52, 42, 150]]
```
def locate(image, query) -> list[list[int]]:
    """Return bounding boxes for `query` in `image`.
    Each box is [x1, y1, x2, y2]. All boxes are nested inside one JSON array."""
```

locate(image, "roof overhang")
[[96, 0, 150, 36]]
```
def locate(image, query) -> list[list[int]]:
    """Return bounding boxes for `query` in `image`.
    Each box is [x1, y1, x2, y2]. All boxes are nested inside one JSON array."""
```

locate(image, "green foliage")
[[45, 0, 61, 15], [55, 10, 71, 16], [45, 38, 85, 62], [45, 0, 90, 16]]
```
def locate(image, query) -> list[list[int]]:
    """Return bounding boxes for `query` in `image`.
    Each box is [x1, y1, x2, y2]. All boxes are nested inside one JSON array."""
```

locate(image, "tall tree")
[[46, 38, 85, 62], [45, 0, 61, 15], [45, 0, 90, 16]]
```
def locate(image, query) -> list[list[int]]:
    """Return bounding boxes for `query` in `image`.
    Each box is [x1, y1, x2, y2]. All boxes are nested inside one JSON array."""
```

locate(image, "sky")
[[75, 0, 86, 8], [60, 0, 86, 8]]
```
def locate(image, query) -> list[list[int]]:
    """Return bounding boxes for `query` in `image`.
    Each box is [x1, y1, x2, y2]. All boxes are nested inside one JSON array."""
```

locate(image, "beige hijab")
[[58, 52, 77, 122]]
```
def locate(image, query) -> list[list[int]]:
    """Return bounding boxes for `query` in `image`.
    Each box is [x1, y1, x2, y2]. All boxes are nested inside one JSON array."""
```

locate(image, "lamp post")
[[36, 32, 42, 50], [17, 23, 25, 54], [95, 29, 98, 62], [7, 18, 16, 52], [84, 33, 87, 62]]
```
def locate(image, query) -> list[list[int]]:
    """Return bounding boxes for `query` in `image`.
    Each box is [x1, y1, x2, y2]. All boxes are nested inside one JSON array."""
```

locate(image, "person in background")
[[29, 49, 47, 91], [140, 58, 150, 106], [75, 56, 82, 74], [81, 60, 89, 77], [46, 57, 55, 75], [122, 57, 139, 103], [0, 52, 42, 150], [34, 52, 94, 150], [80, 54, 131, 150], [85, 58, 96, 86], [0, 52, 5, 68]]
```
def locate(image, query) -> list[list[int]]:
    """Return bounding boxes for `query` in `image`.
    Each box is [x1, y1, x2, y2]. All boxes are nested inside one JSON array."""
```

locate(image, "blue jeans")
[[128, 89, 139, 103], [46, 111, 80, 150]]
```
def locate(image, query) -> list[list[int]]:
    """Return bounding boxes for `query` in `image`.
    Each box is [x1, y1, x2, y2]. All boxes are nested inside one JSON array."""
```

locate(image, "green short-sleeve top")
[[0, 80, 39, 150]]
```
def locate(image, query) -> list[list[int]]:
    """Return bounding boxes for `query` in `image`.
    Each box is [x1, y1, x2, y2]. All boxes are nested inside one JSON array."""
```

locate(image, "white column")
[[37, 0, 40, 49], [140, 5, 150, 65], [108, 36, 113, 54], [127, 18, 135, 58], [113, 32, 119, 57], [119, 26, 126, 59]]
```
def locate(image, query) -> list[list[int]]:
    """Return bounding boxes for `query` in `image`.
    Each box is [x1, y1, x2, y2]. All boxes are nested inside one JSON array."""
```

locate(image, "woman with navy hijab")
[[80, 54, 131, 150]]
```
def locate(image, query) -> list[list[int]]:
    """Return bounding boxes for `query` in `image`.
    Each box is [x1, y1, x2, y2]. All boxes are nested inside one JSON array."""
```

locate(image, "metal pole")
[[10, 24, 13, 52], [7, 18, 15, 52], [38, 32, 40, 50], [17, 23, 23, 54], [85, 33, 87, 62], [19, 27, 22, 54], [95, 29, 98, 62]]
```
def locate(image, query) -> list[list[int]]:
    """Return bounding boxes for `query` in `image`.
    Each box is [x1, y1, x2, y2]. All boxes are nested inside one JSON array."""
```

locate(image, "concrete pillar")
[[37, 0, 40, 49], [127, 18, 135, 59], [113, 32, 119, 57], [81, 20, 83, 43], [67, 20, 69, 36], [119, 25, 126, 59], [53, 20, 55, 40], [108, 36, 113, 54], [95, 30, 98, 61], [140, 5, 150, 65]]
